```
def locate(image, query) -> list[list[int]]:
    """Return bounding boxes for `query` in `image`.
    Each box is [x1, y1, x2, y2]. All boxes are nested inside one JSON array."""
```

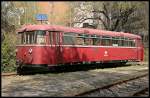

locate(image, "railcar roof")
[[17, 24, 141, 39], [17, 24, 85, 33]]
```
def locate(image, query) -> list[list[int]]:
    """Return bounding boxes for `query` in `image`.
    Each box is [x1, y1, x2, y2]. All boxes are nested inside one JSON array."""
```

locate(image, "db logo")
[[104, 51, 108, 56]]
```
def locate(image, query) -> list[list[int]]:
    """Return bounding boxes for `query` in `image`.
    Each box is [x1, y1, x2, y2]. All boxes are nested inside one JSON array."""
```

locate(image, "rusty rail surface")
[[2, 72, 17, 76], [133, 88, 149, 96], [75, 73, 148, 96]]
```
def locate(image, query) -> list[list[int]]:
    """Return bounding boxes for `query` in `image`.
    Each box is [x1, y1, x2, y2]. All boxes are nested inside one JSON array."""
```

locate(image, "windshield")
[[19, 30, 46, 45]]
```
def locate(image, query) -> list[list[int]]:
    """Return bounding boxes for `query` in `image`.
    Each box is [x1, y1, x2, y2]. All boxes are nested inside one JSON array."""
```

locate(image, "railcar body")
[[16, 25, 144, 70]]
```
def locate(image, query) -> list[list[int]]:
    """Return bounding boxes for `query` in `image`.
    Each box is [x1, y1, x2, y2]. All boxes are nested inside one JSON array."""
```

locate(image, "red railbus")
[[16, 25, 144, 72]]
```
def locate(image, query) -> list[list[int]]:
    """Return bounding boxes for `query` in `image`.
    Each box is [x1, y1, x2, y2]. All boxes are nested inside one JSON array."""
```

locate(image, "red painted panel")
[[16, 45, 143, 66], [62, 46, 138, 63], [64, 46, 135, 63], [16, 46, 56, 65]]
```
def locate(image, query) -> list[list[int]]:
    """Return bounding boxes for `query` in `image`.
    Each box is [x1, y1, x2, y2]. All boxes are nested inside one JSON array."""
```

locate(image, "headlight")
[[29, 48, 32, 54], [15, 49, 18, 53]]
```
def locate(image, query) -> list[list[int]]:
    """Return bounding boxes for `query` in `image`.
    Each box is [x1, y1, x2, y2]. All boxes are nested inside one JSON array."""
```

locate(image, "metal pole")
[[41, 15, 42, 24], [70, 4, 71, 27]]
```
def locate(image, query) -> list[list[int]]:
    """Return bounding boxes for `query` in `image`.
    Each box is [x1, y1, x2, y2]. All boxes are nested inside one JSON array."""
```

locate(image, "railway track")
[[133, 88, 149, 96], [2, 72, 17, 77], [75, 74, 148, 97]]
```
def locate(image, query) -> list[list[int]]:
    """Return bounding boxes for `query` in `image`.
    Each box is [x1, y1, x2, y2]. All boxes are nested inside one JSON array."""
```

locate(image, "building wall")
[[36, 2, 70, 25]]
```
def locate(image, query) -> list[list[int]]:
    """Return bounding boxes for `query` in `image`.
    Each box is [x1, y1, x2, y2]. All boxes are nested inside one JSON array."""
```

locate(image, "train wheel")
[[120, 62, 127, 65], [17, 66, 23, 75], [17, 65, 30, 75]]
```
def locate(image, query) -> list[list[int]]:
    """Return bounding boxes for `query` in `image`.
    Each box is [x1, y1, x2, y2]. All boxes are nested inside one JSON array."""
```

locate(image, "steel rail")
[[2, 72, 17, 77], [75, 73, 148, 96]]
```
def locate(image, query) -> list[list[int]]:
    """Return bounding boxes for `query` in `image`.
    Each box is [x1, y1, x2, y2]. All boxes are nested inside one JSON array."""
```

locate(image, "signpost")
[[36, 14, 48, 24]]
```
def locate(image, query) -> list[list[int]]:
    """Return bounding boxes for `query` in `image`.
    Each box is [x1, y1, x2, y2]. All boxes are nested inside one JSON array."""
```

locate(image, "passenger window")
[[120, 37, 124, 46], [36, 31, 46, 44], [55, 32, 60, 45], [112, 37, 119, 46], [84, 34, 92, 45], [128, 39, 135, 47], [63, 36, 75, 45], [102, 36, 111, 46], [132, 40, 136, 47], [128, 39, 132, 47], [76, 34, 84, 45], [63, 32, 76, 45], [19, 31, 35, 44], [92, 35, 100, 45], [118, 37, 123, 46], [21, 33, 25, 44], [124, 38, 129, 46], [49, 32, 53, 45]]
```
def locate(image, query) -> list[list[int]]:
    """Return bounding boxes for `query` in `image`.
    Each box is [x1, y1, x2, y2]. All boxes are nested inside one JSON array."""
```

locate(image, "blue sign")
[[36, 14, 48, 21]]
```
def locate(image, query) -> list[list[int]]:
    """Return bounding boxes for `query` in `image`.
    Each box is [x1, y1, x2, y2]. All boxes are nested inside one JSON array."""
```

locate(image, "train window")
[[76, 34, 84, 45], [84, 34, 89, 38], [112, 37, 119, 46], [23, 33, 26, 44], [118, 37, 123, 46], [93, 36, 101, 45], [84, 34, 92, 45], [55, 33, 59, 45], [63, 33, 76, 45], [124, 38, 129, 46], [132, 40, 136, 47], [49, 32, 53, 45], [36, 31, 46, 44], [128, 39, 132, 47], [102, 36, 111, 46], [78, 34, 84, 38], [21, 33, 25, 44], [64, 32, 77, 37], [120, 37, 124, 46], [128, 39, 135, 47], [26, 33, 29, 44], [19, 31, 36, 44], [29, 32, 35, 44]]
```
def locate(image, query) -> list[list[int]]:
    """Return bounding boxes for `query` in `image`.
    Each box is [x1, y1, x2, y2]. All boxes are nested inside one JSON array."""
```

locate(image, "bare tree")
[[70, 1, 148, 34]]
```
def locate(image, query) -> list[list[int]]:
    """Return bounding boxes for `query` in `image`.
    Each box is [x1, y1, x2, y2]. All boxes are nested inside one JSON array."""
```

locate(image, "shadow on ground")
[[19, 63, 132, 75]]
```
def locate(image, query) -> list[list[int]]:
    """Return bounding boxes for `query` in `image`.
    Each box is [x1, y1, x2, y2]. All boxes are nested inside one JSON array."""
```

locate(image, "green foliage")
[[2, 33, 17, 72], [144, 48, 148, 61]]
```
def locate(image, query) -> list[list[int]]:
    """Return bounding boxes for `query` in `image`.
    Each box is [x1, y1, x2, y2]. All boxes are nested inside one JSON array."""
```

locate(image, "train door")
[[136, 39, 144, 61], [53, 31, 63, 64]]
